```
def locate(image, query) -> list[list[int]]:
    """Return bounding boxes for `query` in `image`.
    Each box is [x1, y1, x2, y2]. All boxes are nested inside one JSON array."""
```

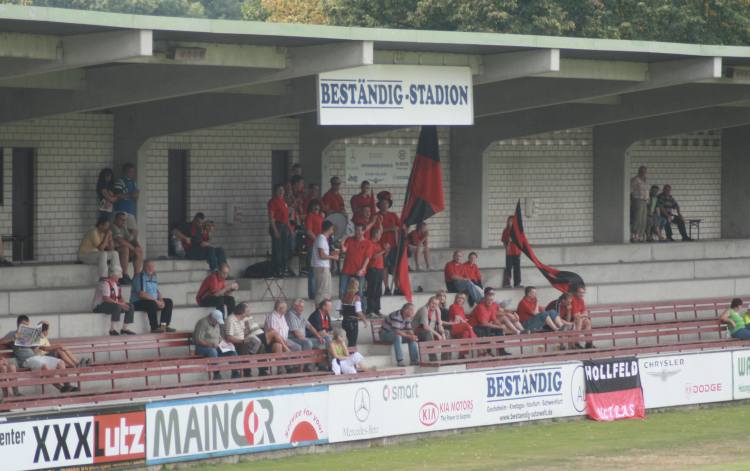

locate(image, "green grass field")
[[193, 404, 750, 471]]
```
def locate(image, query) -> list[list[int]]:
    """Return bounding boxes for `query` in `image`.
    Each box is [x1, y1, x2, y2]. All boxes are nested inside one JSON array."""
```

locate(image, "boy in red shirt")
[[407, 222, 431, 271], [339, 225, 371, 301], [501, 216, 523, 288], [375, 192, 403, 294]]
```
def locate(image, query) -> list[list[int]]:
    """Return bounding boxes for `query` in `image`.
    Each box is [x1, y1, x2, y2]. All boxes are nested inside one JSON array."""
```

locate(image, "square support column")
[[592, 127, 630, 243], [722, 125, 750, 238], [450, 127, 487, 248]]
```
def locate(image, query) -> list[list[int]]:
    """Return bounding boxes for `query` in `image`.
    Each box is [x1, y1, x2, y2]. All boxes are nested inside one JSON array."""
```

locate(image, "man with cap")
[[375, 191, 403, 294], [193, 309, 238, 379]]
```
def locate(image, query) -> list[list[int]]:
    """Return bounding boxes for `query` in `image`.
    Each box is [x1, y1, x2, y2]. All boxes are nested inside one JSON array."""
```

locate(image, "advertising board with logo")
[[1, 409, 145, 471], [639, 351, 732, 408], [145, 386, 328, 465], [318, 65, 474, 125], [345, 145, 413, 186], [732, 349, 750, 399]]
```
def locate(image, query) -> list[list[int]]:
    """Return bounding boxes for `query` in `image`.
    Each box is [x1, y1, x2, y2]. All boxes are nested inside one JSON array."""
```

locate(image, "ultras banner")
[[583, 357, 645, 421]]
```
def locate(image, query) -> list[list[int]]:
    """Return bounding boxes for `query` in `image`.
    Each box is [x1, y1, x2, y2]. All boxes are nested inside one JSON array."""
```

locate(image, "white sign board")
[[639, 351, 733, 408], [732, 349, 750, 399], [146, 386, 328, 465], [345, 145, 412, 186], [318, 65, 474, 125], [328, 362, 585, 443]]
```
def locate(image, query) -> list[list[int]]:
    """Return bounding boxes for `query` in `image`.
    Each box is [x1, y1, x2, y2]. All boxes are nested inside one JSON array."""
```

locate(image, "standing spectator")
[[329, 329, 367, 375], [305, 200, 325, 299], [630, 165, 649, 242], [339, 225, 371, 300], [92, 268, 136, 336], [341, 278, 369, 347], [366, 227, 388, 317], [516, 286, 570, 333], [350, 180, 376, 220], [284, 163, 303, 198], [225, 303, 263, 377], [444, 251, 484, 306], [720, 298, 750, 340], [131, 260, 175, 333], [501, 216, 522, 288], [268, 183, 294, 277], [9, 316, 77, 392], [285, 298, 316, 351], [79, 216, 123, 280], [264, 301, 301, 356], [570, 284, 595, 348], [646, 185, 666, 242], [407, 222, 431, 271], [375, 192, 402, 294], [303, 183, 321, 216], [379, 303, 419, 367], [193, 309, 238, 379], [308, 299, 335, 348], [312, 220, 339, 304], [657, 184, 693, 242], [321, 176, 346, 215], [287, 175, 306, 229], [112, 211, 144, 284], [352, 206, 378, 236], [196, 263, 238, 316], [112, 163, 139, 230], [96, 167, 117, 221], [464, 252, 483, 288]]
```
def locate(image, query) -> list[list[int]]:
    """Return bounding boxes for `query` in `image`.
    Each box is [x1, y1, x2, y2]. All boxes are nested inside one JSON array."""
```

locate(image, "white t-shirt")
[[312, 234, 330, 268]]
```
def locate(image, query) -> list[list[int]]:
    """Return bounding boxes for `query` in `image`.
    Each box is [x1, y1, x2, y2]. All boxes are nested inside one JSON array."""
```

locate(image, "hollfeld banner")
[[583, 357, 645, 421]]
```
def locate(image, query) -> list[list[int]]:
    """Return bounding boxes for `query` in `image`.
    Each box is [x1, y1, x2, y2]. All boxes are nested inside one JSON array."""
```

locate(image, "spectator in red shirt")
[[468, 288, 505, 337], [444, 251, 484, 306], [303, 183, 321, 217], [350, 181, 376, 220], [305, 199, 325, 299], [516, 286, 570, 333], [352, 205, 377, 237], [321, 176, 346, 215], [196, 263, 238, 316], [375, 192, 403, 294], [287, 175, 306, 227], [366, 227, 388, 316], [501, 216, 523, 288], [268, 183, 293, 277], [407, 222, 431, 271], [464, 251, 483, 288], [443, 293, 477, 358], [339, 224, 371, 301], [570, 284, 594, 349]]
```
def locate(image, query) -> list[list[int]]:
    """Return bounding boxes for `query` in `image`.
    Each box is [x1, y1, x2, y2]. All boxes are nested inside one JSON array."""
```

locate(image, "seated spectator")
[[464, 251, 483, 288], [646, 185, 666, 242], [196, 263, 238, 316], [225, 303, 263, 378], [501, 216, 522, 288], [0, 325, 22, 397], [444, 251, 484, 306], [285, 298, 316, 351], [407, 222, 431, 271], [308, 299, 335, 348], [720, 298, 750, 340], [468, 288, 507, 337], [516, 286, 570, 333], [79, 215, 123, 280], [10, 316, 77, 392], [657, 184, 692, 242], [379, 303, 419, 367], [96, 167, 117, 221], [341, 278, 369, 347], [0, 236, 11, 267], [264, 300, 301, 355], [111, 211, 143, 284], [329, 329, 367, 375], [414, 296, 446, 343], [37, 321, 87, 368], [436, 290, 450, 323], [548, 291, 593, 349], [177, 213, 228, 271], [193, 309, 238, 379], [131, 260, 175, 333], [570, 284, 594, 349], [444, 294, 477, 358], [92, 268, 136, 336]]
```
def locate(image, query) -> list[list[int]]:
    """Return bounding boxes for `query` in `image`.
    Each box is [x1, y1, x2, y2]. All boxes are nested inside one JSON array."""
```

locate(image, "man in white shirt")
[[312, 221, 339, 305], [630, 165, 649, 242], [263, 300, 300, 354], [225, 302, 263, 378]]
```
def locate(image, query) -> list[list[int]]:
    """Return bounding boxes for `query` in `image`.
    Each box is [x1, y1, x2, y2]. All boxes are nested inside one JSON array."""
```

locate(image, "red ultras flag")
[[583, 357, 646, 421], [397, 126, 445, 302]]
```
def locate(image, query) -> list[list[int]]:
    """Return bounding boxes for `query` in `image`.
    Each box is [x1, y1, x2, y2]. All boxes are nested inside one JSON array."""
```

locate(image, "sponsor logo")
[[382, 382, 419, 402], [353, 388, 371, 423], [419, 403, 439, 426], [737, 355, 750, 377], [584, 360, 639, 381], [284, 409, 324, 445], [33, 420, 93, 465], [486, 367, 563, 400], [570, 365, 587, 413], [684, 383, 723, 398], [94, 412, 145, 464], [418, 400, 474, 427], [642, 357, 684, 382]]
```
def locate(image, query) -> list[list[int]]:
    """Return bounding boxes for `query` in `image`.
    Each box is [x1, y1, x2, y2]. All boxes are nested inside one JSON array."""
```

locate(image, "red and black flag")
[[509, 200, 584, 293], [584, 357, 646, 421], [395, 126, 445, 302]]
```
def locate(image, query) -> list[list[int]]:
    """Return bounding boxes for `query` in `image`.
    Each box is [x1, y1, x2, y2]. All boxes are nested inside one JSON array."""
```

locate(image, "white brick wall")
[[484, 128, 594, 245], [0, 114, 113, 262], [628, 130, 721, 239], [321, 127, 452, 248], [145, 118, 299, 258]]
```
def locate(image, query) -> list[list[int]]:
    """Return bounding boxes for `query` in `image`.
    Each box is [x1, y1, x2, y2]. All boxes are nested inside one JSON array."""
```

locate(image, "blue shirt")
[[113, 177, 138, 216], [131, 271, 159, 303]]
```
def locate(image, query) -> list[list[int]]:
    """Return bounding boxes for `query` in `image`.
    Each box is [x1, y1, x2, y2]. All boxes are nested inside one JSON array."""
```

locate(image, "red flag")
[[509, 200, 584, 293], [396, 126, 445, 302]]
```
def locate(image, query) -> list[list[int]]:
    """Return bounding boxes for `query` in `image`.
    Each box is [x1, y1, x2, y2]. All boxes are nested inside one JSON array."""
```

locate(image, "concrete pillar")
[[450, 127, 489, 248], [298, 115, 326, 187], [722, 125, 750, 238], [592, 127, 631, 244]]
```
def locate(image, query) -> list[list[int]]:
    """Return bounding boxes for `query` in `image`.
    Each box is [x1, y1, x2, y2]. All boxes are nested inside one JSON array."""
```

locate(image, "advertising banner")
[[318, 65, 474, 125], [146, 386, 328, 465], [639, 351, 732, 408], [732, 349, 750, 399], [583, 357, 645, 421], [329, 362, 585, 443], [345, 145, 413, 186]]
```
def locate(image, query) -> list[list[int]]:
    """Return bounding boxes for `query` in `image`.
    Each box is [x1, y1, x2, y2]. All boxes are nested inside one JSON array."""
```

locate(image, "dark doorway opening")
[[168, 149, 189, 256], [12, 148, 35, 261], [271, 150, 291, 192]]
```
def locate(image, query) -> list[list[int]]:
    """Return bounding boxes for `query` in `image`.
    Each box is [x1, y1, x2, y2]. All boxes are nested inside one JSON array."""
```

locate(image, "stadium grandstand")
[[0, 4, 750, 470]]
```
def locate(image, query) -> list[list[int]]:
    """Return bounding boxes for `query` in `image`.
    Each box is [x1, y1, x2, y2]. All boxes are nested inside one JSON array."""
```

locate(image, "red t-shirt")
[[449, 303, 467, 322], [463, 262, 482, 283], [571, 296, 587, 316], [321, 190, 345, 214], [196, 272, 225, 304], [408, 230, 427, 246], [367, 240, 386, 270], [267, 196, 290, 225], [342, 238, 371, 275], [469, 302, 499, 327], [351, 193, 376, 216], [516, 297, 539, 323], [444, 261, 466, 284], [501, 227, 523, 257], [304, 212, 324, 246], [377, 211, 400, 248]]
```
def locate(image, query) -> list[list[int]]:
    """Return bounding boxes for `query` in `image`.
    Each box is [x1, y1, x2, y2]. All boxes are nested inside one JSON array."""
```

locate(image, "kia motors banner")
[[328, 362, 585, 443], [583, 357, 645, 421], [317, 65, 474, 125], [145, 386, 328, 465], [639, 351, 732, 408]]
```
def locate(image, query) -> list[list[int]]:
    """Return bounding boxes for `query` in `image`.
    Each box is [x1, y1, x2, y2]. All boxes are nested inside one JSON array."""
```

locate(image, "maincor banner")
[[328, 362, 585, 443], [639, 351, 732, 408], [145, 386, 328, 465], [1, 410, 146, 471], [583, 357, 645, 421], [317, 65, 474, 126], [732, 349, 750, 399]]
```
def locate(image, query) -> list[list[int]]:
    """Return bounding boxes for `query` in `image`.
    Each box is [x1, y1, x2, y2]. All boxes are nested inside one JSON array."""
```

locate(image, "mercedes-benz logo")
[[354, 387, 371, 422]]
